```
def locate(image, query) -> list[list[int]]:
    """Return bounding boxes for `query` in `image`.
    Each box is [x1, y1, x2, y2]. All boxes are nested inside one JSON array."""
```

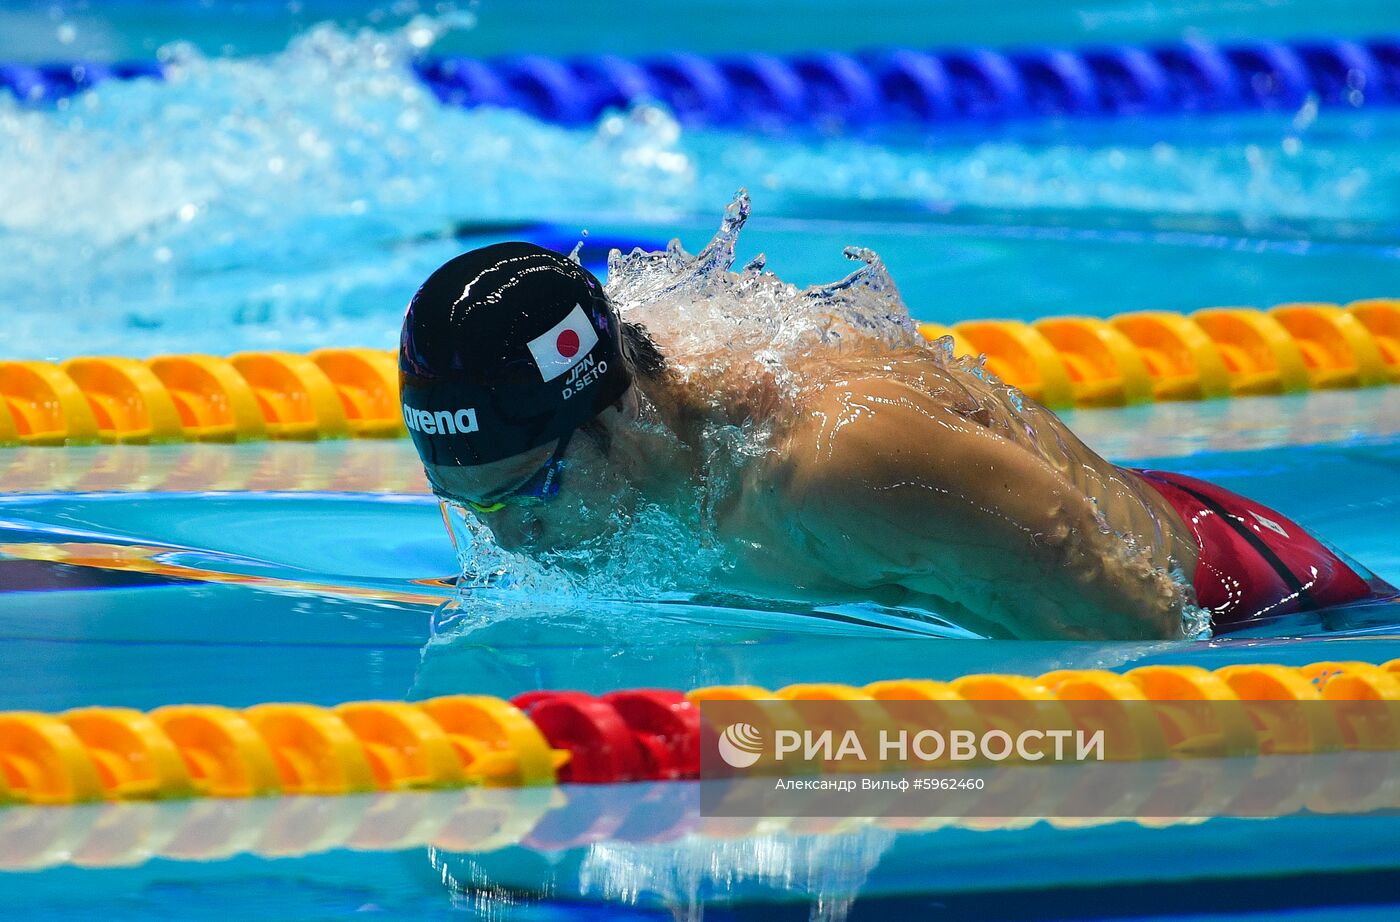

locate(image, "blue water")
[[3, 3, 1400, 919], [6, 0, 1399, 62], [1, 427, 1397, 707], [3, 13, 1400, 357]]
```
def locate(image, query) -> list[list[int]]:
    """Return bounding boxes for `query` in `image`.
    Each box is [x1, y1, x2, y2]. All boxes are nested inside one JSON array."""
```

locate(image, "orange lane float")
[[0, 660, 1396, 806], [0, 301, 1395, 446]]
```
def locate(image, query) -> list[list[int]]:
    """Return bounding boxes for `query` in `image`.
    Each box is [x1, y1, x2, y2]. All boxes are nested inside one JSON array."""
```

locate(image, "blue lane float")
[[4, 37, 1399, 127], [0, 60, 161, 104]]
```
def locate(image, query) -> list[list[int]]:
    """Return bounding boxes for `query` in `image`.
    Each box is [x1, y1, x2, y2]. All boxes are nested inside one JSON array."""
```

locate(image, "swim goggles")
[[465, 431, 574, 514]]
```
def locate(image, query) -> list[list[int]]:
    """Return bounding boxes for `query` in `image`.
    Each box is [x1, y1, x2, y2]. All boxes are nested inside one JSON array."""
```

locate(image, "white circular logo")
[[717, 722, 764, 768]]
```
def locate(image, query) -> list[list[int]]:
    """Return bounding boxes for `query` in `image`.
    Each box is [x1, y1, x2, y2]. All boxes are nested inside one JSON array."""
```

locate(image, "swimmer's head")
[[400, 242, 653, 510]]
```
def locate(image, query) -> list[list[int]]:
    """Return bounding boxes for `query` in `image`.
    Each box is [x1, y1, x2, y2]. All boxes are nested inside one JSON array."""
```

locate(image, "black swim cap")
[[399, 242, 631, 470]]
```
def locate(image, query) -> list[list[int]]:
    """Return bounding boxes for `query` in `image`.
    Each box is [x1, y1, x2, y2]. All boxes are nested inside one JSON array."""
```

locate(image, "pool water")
[[7, 0, 1398, 62], [2, 402, 1398, 705], [4, 14, 1400, 357], [3, 2, 1400, 919], [1, 424, 1399, 919]]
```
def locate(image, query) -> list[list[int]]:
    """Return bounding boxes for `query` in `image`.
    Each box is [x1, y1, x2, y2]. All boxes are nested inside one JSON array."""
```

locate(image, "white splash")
[[608, 188, 925, 367]]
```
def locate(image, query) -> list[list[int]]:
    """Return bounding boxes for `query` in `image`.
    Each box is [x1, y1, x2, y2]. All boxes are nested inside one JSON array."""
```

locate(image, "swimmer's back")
[[770, 369, 1194, 639]]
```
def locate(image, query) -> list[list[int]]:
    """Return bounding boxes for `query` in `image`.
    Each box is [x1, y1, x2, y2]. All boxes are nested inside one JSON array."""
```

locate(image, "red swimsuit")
[[1136, 470, 1386, 629]]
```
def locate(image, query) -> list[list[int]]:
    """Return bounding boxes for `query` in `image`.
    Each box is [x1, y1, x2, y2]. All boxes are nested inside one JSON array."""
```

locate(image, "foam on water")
[[0, 17, 698, 357], [2, 17, 1397, 358]]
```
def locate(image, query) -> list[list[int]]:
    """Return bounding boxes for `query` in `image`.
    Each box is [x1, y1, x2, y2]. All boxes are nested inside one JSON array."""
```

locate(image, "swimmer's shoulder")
[[773, 365, 983, 499], [781, 354, 981, 446], [791, 348, 988, 409]]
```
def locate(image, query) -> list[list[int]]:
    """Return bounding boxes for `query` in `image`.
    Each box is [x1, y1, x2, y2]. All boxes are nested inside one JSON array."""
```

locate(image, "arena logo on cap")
[[527, 304, 599, 382], [402, 403, 479, 436]]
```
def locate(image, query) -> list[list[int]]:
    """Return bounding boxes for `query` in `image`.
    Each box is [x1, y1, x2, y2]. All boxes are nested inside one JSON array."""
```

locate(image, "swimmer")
[[399, 243, 1391, 640]]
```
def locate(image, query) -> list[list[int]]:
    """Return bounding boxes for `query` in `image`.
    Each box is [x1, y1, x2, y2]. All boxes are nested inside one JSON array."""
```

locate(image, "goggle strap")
[[463, 429, 576, 514]]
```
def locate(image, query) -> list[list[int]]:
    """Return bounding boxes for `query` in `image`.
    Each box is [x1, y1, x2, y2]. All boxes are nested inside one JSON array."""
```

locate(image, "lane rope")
[[6, 37, 1400, 126], [0, 300, 1395, 447], [1, 660, 1397, 806]]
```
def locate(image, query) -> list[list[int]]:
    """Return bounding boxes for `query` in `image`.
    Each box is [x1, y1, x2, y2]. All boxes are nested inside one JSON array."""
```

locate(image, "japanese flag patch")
[[527, 304, 600, 382]]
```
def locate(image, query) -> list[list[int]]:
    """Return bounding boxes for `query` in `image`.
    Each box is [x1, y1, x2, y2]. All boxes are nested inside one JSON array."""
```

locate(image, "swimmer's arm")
[[778, 383, 1187, 639]]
